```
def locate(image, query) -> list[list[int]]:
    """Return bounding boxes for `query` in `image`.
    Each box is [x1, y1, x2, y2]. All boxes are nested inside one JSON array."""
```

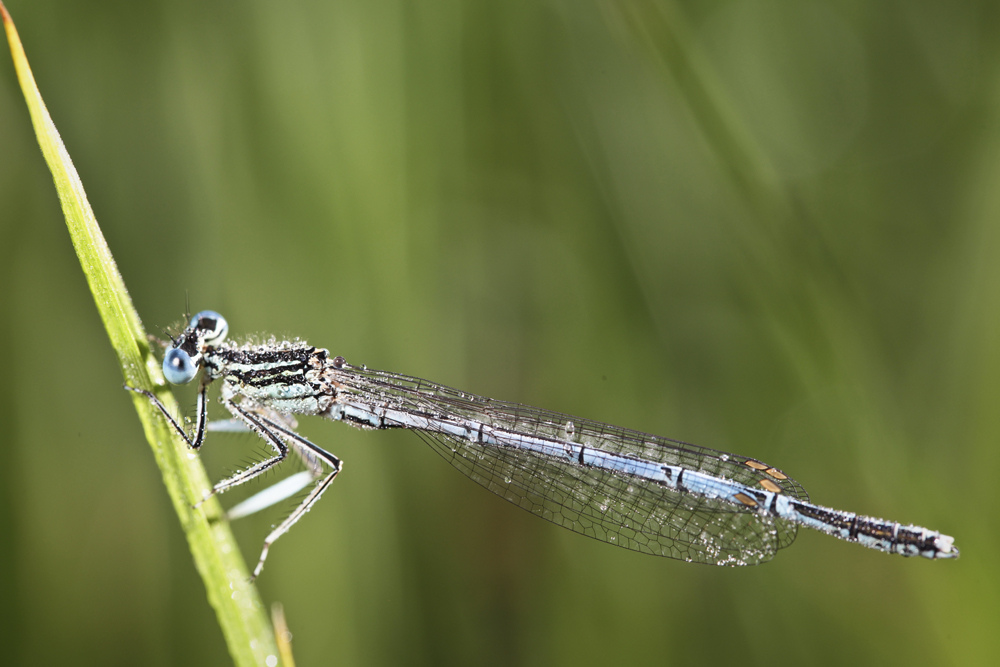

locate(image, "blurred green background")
[[1, 0, 996, 665]]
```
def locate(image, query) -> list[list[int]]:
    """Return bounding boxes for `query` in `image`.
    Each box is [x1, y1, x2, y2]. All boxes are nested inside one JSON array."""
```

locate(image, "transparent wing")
[[338, 365, 807, 565]]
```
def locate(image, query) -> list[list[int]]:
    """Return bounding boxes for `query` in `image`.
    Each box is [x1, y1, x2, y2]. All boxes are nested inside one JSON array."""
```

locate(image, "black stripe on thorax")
[[210, 345, 319, 387]]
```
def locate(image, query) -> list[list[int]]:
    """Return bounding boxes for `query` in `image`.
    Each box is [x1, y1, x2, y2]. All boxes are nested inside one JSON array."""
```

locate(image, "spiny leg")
[[224, 415, 327, 521], [204, 398, 291, 501], [125, 380, 210, 450], [129, 382, 341, 579], [228, 410, 342, 581], [206, 401, 343, 578], [207, 403, 300, 435], [252, 466, 340, 581]]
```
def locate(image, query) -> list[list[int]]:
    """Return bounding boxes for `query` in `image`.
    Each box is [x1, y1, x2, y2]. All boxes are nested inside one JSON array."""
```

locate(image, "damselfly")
[[127, 311, 959, 580]]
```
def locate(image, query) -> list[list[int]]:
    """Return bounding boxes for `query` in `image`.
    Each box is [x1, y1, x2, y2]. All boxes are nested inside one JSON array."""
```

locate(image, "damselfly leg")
[[128, 383, 342, 579], [126, 309, 958, 581]]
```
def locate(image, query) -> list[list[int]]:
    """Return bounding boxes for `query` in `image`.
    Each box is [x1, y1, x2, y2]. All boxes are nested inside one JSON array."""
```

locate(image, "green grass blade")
[[1, 3, 281, 665]]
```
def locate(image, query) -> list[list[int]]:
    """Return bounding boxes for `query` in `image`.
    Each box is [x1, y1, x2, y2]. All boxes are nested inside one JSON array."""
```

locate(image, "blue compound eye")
[[163, 348, 198, 384], [191, 310, 229, 346]]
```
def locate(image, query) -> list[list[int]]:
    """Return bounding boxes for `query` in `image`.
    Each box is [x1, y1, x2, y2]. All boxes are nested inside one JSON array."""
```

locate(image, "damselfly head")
[[190, 311, 229, 346], [163, 347, 199, 384], [161, 311, 229, 385]]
